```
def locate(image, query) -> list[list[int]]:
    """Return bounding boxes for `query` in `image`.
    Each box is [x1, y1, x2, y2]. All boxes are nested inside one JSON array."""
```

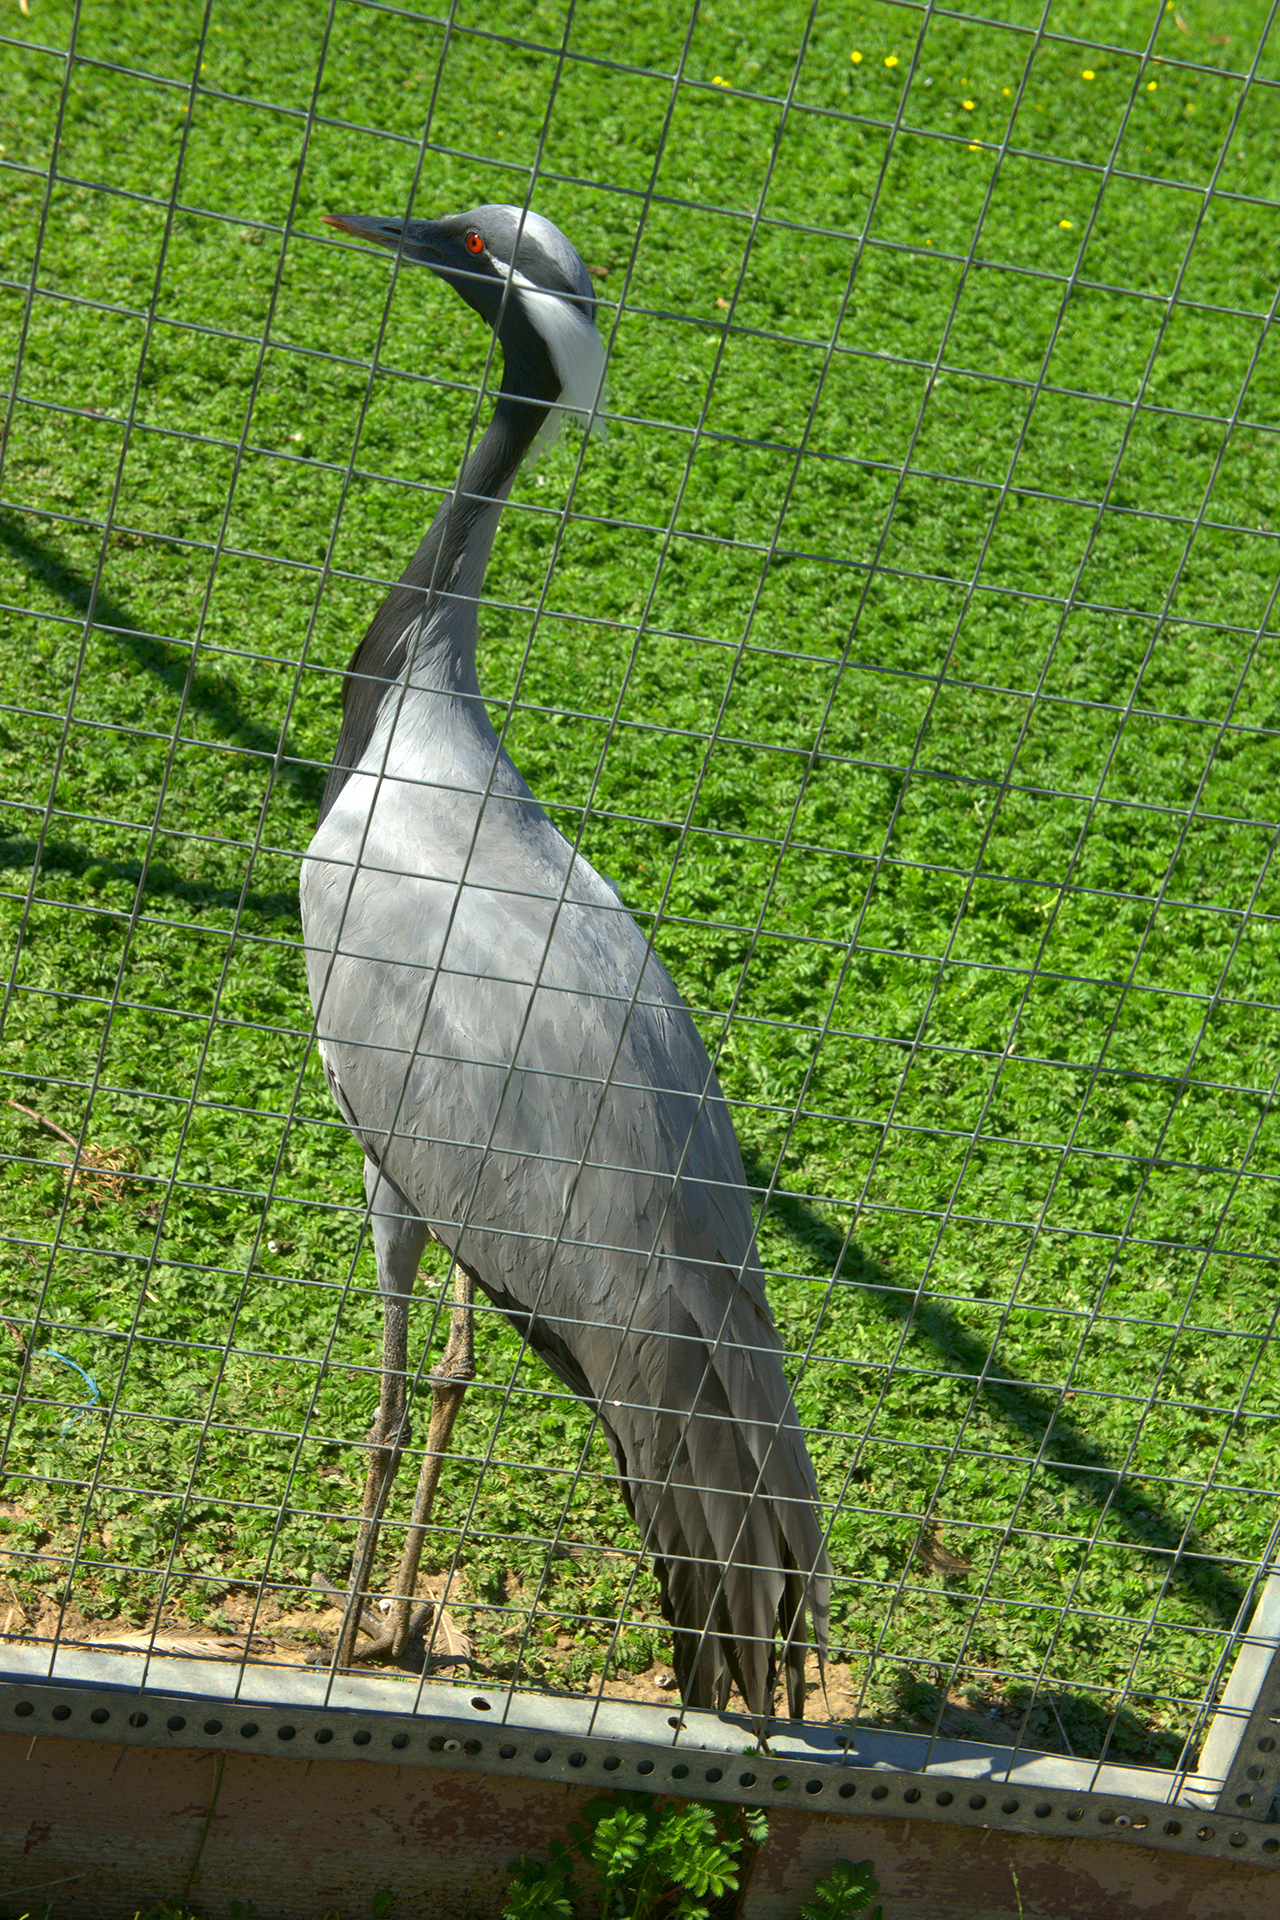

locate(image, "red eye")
[[464, 230, 484, 255]]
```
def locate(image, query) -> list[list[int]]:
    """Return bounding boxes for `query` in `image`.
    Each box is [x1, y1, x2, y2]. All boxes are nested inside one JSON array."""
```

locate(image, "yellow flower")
[[885, 54, 899, 68], [851, 50, 863, 63], [968, 142, 980, 151], [712, 75, 729, 86], [962, 99, 975, 110], [1147, 79, 1157, 90], [1003, 86, 1012, 96], [1059, 218, 1073, 229], [1082, 69, 1095, 80]]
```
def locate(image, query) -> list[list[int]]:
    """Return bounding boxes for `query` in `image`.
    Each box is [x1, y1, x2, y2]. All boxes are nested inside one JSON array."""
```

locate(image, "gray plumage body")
[[301, 204, 830, 1716]]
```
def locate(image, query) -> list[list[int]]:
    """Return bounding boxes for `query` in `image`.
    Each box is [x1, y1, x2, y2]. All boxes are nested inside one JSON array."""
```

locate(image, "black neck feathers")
[[319, 293, 560, 823]]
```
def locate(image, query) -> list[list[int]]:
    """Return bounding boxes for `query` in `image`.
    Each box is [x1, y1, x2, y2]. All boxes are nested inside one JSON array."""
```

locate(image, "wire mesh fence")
[[3, 0, 1280, 1801]]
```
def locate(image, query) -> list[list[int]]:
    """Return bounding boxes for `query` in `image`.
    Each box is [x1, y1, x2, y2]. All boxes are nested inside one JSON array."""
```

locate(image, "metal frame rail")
[[4, 1572, 1279, 1870]]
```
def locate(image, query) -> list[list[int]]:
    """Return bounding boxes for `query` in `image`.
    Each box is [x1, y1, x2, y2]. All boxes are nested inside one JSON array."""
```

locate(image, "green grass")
[[3, 0, 1280, 1767]]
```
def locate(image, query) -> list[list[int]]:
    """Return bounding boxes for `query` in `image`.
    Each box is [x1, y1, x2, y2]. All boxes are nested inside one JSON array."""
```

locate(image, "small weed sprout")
[[503, 1792, 768, 1920], [801, 1857, 884, 1920]]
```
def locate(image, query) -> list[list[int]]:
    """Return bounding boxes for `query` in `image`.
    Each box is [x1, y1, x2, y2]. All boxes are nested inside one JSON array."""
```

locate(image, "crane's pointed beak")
[[323, 212, 500, 329], [323, 212, 407, 247], [320, 215, 454, 270]]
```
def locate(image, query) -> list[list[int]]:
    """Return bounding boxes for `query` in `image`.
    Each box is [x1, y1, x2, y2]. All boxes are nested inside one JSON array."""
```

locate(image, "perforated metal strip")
[[2, 1666, 1277, 1867]]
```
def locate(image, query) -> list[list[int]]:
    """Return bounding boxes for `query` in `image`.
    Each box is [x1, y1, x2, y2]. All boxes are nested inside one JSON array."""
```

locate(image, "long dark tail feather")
[[532, 1278, 831, 1721], [650, 1498, 828, 1721], [780, 1552, 809, 1723], [657, 1548, 820, 1722]]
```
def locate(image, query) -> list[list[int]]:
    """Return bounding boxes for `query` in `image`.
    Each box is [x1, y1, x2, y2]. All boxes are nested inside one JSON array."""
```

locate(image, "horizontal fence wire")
[[2, 0, 1280, 1791]]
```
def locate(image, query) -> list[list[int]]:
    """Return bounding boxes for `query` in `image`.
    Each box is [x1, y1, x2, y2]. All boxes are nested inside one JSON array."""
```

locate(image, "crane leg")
[[346, 1257, 475, 1662], [332, 1163, 429, 1670]]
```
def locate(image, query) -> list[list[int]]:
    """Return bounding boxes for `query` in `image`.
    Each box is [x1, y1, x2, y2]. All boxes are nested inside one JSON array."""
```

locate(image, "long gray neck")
[[319, 394, 545, 822]]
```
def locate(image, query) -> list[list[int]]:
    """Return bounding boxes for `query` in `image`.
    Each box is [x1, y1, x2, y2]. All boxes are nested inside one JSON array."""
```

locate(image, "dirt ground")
[[0, 1570, 1033, 1748]]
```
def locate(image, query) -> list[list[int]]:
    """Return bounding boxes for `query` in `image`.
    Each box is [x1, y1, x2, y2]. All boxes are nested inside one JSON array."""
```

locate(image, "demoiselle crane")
[[301, 203, 830, 1717]]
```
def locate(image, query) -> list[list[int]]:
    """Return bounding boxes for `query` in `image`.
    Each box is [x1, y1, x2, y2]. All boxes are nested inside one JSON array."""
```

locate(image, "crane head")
[[323, 204, 607, 459]]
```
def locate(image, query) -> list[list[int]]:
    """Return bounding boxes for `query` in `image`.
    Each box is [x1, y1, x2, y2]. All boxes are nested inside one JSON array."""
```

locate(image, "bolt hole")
[[315, 1730, 333, 1745], [672, 1764, 689, 1780], [277, 1726, 296, 1742], [772, 1776, 790, 1792], [391, 1734, 409, 1750], [129, 1713, 148, 1729], [499, 1745, 517, 1760], [352, 1731, 371, 1748], [471, 1697, 491, 1711], [638, 1761, 655, 1776], [1164, 1821, 1182, 1836], [534, 1746, 551, 1763], [1002, 1798, 1018, 1815], [603, 1755, 619, 1771], [1230, 1832, 1248, 1849], [903, 1788, 920, 1804], [839, 1783, 856, 1799], [569, 1751, 586, 1769], [740, 1772, 757, 1788], [969, 1795, 986, 1811], [239, 1723, 258, 1739], [805, 1779, 823, 1796], [1196, 1827, 1214, 1843], [52, 1705, 70, 1722], [871, 1785, 889, 1802], [203, 1719, 222, 1735], [935, 1791, 952, 1807], [1263, 1838, 1279, 1854], [1259, 1737, 1276, 1753], [167, 1717, 186, 1732], [705, 1767, 723, 1783], [91, 1709, 110, 1725], [1034, 1803, 1051, 1819], [14, 1703, 33, 1719]]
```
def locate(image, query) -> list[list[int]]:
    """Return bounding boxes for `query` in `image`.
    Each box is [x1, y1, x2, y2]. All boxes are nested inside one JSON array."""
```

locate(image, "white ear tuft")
[[513, 276, 609, 466]]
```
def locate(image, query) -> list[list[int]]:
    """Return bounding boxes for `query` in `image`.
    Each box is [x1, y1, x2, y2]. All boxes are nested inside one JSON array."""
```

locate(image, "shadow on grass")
[[745, 1154, 1248, 1635], [0, 508, 325, 813], [891, 1666, 1178, 1766], [0, 834, 302, 927]]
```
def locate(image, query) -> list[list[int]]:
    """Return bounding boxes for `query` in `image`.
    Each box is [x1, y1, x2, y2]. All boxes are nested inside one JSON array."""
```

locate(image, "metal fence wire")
[[3, 0, 1280, 1809]]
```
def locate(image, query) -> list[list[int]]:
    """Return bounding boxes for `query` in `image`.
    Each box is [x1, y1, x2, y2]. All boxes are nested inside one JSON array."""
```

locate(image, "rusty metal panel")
[[740, 1808, 1280, 1920], [4, 1726, 1280, 1920], [4, 1645, 1280, 1873], [0, 1729, 602, 1920]]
